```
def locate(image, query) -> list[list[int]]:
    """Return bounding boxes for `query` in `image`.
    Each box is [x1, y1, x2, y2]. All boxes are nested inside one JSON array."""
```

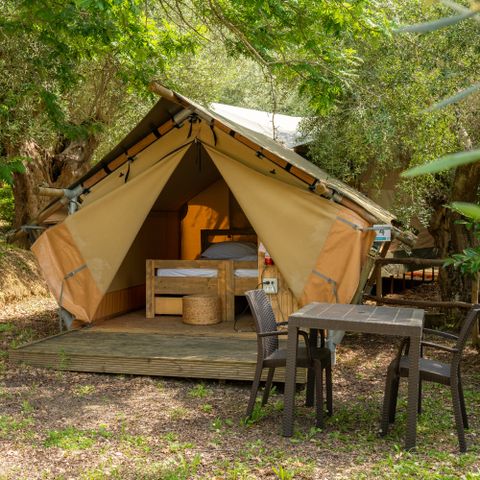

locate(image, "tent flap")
[[32, 147, 186, 322], [206, 145, 374, 304]]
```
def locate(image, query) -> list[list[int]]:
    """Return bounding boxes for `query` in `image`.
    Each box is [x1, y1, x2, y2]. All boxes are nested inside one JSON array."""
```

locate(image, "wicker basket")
[[182, 294, 221, 325]]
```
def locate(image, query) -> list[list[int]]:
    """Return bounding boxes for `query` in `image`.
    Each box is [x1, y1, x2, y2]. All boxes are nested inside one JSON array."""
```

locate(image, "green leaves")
[[0, 158, 26, 185], [402, 150, 480, 177], [444, 247, 480, 274], [191, 0, 389, 114]]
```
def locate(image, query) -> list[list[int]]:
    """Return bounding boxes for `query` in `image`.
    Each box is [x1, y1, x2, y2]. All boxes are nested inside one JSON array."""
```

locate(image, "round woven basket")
[[182, 294, 221, 325]]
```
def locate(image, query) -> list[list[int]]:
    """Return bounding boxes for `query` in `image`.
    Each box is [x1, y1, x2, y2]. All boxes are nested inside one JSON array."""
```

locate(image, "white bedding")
[[156, 268, 258, 278]]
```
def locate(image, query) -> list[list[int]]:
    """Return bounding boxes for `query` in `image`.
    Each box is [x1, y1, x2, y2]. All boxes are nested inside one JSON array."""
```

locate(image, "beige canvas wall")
[[108, 211, 179, 292], [31, 222, 103, 321], [82, 125, 192, 207]]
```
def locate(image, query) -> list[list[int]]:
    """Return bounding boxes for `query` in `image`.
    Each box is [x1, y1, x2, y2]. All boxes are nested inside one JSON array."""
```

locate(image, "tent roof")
[[210, 103, 307, 149], [39, 85, 402, 233]]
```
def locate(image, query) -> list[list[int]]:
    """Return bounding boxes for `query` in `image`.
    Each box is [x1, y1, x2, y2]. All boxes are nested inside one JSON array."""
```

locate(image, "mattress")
[[156, 268, 258, 278]]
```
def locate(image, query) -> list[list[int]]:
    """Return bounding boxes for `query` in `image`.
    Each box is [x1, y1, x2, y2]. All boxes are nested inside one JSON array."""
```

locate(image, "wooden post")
[[223, 260, 235, 322], [471, 273, 480, 347], [146, 260, 154, 318], [376, 263, 383, 304]]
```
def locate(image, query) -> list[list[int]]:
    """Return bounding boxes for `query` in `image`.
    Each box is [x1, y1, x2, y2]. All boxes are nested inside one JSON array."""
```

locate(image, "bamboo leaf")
[[426, 82, 480, 112], [451, 202, 480, 221], [395, 12, 477, 34], [401, 149, 480, 177]]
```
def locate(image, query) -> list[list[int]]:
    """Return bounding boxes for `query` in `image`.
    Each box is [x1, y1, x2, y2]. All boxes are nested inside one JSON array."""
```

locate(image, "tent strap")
[[336, 215, 365, 231], [58, 264, 87, 330], [311, 270, 339, 303]]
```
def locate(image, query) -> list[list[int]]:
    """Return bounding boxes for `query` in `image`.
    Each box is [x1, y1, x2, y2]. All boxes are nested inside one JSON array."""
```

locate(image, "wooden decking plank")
[[9, 349, 291, 381], [10, 314, 306, 383], [14, 332, 260, 361]]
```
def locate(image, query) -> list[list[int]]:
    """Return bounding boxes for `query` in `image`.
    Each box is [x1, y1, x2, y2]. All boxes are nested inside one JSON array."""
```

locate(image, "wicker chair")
[[245, 289, 333, 427], [381, 305, 480, 452]]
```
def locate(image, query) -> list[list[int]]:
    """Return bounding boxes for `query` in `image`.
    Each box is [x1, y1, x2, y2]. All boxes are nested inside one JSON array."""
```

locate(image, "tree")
[[1, 0, 196, 227], [303, 0, 480, 302], [1, 0, 386, 229]]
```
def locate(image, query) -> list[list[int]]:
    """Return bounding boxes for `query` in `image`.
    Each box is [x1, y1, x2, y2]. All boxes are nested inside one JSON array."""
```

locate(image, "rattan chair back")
[[453, 304, 480, 369], [245, 289, 278, 359]]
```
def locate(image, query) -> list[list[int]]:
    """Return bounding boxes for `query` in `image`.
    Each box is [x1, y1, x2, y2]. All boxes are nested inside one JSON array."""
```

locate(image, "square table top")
[[289, 303, 424, 337]]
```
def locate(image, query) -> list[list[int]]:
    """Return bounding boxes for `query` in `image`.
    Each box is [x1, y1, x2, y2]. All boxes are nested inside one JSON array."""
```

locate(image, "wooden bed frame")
[[146, 229, 258, 322]]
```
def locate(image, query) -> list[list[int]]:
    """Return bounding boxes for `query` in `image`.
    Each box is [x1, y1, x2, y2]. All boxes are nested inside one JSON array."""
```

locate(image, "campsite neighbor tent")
[[30, 86, 398, 324]]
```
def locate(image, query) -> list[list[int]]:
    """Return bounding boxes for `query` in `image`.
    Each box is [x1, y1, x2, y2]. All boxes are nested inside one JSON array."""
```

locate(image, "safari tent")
[[11, 85, 402, 380]]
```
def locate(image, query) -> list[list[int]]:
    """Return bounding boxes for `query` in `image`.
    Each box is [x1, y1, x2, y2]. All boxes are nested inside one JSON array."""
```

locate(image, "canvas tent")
[[30, 85, 401, 325]]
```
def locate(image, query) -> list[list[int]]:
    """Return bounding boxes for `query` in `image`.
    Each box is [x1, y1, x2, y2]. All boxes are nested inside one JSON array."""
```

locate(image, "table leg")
[[405, 334, 421, 450], [283, 325, 299, 437], [305, 328, 318, 406]]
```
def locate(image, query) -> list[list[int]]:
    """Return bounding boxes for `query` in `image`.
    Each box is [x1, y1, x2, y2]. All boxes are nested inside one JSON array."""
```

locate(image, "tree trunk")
[[428, 125, 480, 303], [11, 136, 98, 229]]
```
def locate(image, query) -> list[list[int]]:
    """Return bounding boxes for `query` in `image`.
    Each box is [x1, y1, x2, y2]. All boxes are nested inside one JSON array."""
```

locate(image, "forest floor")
[[0, 230, 479, 479], [1, 294, 479, 479]]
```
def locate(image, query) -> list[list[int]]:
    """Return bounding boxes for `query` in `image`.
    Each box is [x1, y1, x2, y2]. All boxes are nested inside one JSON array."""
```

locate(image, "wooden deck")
[[10, 311, 305, 382]]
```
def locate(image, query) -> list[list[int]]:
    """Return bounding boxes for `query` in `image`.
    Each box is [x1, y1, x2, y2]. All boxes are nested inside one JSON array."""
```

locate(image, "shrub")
[[0, 184, 14, 226]]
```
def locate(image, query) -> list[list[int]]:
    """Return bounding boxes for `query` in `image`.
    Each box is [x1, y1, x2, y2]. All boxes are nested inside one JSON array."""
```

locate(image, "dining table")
[[282, 303, 424, 450]]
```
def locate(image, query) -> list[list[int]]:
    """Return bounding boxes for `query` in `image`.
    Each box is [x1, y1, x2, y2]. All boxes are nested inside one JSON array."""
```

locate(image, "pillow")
[[201, 241, 257, 260]]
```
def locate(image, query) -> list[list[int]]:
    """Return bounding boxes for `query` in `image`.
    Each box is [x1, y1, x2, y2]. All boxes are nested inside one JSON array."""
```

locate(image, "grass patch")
[[118, 417, 151, 453], [0, 322, 15, 333], [365, 449, 480, 479], [187, 383, 210, 399], [0, 414, 33, 437], [21, 399, 34, 415], [8, 327, 36, 348], [73, 385, 96, 397], [200, 403, 213, 413], [44, 425, 111, 450], [272, 464, 295, 480], [210, 416, 233, 433], [169, 406, 189, 420]]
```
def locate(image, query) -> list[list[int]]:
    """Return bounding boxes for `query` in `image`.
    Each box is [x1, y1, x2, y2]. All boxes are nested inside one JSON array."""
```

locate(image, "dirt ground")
[[1, 297, 479, 479]]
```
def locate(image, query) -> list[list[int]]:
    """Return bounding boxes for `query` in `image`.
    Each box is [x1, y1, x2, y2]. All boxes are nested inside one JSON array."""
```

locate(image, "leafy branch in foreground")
[[443, 219, 480, 274], [402, 150, 480, 178]]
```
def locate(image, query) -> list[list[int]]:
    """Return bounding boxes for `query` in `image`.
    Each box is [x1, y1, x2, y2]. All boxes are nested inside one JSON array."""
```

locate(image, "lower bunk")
[[146, 259, 258, 321]]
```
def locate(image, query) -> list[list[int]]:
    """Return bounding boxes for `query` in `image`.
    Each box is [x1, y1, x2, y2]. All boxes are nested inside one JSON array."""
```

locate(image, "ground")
[[1, 296, 479, 480]]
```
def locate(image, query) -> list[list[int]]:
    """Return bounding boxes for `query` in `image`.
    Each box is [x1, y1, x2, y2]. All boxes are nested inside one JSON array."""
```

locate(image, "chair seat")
[[396, 356, 451, 385], [264, 346, 331, 368]]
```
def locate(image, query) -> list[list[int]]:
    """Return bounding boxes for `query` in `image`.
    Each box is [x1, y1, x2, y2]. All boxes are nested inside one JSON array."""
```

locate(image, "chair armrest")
[[423, 328, 458, 341], [258, 331, 288, 338], [421, 340, 458, 354], [276, 321, 289, 327]]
